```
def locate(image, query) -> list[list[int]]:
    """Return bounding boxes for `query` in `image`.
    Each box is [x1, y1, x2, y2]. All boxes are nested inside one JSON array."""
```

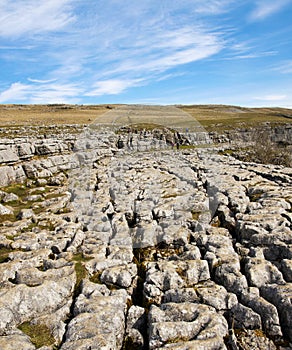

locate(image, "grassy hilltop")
[[0, 104, 291, 131]]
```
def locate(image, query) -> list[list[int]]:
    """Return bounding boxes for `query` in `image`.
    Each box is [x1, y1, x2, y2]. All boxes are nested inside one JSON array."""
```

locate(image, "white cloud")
[[99, 26, 223, 78], [28, 78, 57, 84], [0, 82, 30, 102], [249, 0, 290, 21], [0, 1, 230, 102], [86, 79, 142, 96], [224, 50, 278, 60], [0, 0, 75, 37], [254, 94, 287, 101], [2, 1, 275, 103], [0, 81, 82, 104]]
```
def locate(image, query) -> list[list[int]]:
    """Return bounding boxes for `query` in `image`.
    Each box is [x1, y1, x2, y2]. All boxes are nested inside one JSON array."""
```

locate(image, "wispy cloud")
[[249, 0, 290, 21], [103, 27, 224, 77], [272, 60, 292, 74], [0, 0, 75, 37], [0, 1, 228, 101], [1, 0, 290, 105], [0, 81, 82, 104], [193, 0, 236, 15], [28, 78, 57, 84], [224, 50, 278, 60], [86, 79, 143, 96], [0, 82, 30, 102]]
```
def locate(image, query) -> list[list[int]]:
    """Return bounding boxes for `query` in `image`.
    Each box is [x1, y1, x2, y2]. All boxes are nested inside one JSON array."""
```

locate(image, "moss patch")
[[0, 246, 14, 263], [72, 253, 93, 291], [89, 271, 102, 284], [18, 321, 55, 348]]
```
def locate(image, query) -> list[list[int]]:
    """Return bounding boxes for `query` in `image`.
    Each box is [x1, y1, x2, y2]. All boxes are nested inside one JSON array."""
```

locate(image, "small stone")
[[0, 203, 13, 216], [17, 208, 35, 219]]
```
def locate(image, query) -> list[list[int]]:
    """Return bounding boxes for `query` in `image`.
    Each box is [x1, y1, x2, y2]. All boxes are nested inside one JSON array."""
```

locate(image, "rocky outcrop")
[[0, 124, 291, 349]]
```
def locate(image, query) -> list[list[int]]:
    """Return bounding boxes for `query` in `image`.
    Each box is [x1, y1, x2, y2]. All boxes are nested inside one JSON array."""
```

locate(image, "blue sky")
[[0, 0, 292, 106]]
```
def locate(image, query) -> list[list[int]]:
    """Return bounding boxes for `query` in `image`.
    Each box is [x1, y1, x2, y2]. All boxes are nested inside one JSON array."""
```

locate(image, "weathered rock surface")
[[0, 123, 291, 349]]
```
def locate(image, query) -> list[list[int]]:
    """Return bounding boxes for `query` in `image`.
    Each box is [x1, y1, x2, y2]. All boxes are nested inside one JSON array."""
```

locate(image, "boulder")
[[260, 284, 292, 341], [124, 306, 146, 349], [0, 329, 35, 350], [227, 303, 261, 330], [244, 258, 285, 287], [0, 273, 75, 334], [148, 303, 228, 349], [241, 287, 282, 337], [100, 263, 137, 288]]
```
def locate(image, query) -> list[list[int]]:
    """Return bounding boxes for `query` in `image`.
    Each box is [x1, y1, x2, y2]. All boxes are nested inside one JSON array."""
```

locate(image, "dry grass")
[[179, 105, 292, 130], [0, 104, 112, 126], [0, 104, 291, 131]]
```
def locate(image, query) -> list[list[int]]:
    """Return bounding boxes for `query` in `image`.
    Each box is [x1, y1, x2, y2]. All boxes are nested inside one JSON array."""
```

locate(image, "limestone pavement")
[[0, 125, 291, 349]]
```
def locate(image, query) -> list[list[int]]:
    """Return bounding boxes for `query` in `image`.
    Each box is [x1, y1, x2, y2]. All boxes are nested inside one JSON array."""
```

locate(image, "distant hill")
[[0, 104, 291, 130]]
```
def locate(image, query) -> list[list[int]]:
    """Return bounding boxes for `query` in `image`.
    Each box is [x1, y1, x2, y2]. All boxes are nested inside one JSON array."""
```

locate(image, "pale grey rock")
[[159, 339, 228, 349], [34, 140, 68, 156], [216, 205, 236, 232], [145, 260, 210, 294], [163, 288, 200, 303], [24, 194, 43, 202], [34, 299, 72, 343], [178, 244, 201, 260], [62, 288, 127, 350], [241, 287, 282, 337], [17, 142, 35, 159], [17, 208, 34, 220], [15, 265, 75, 287], [244, 257, 286, 287], [0, 191, 19, 203], [80, 279, 111, 298], [0, 203, 13, 215], [124, 306, 146, 349], [100, 263, 137, 288], [228, 303, 261, 330], [0, 274, 75, 334], [260, 283, 292, 341], [148, 303, 228, 349], [250, 230, 292, 246], [106, 246, 134, 262], [60, 333, 116, 350], [160, 225, 190, 246], [0, 165, 26, 187], [237, 222, 269, 241], [132, 221, 163, 248], [144, 283, 164, 304], [215, 263, 248, 296], [196, 283, 237, 311], [0, 126, 292, 348], [0, 329, 35, 350], [65, 229, 85, 253], [0, 148, 19, 163], [237, 213, 290, 233], [85, 258, 126, 276], [0, 258, 46, 285], [226, 186, 249, 214]]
